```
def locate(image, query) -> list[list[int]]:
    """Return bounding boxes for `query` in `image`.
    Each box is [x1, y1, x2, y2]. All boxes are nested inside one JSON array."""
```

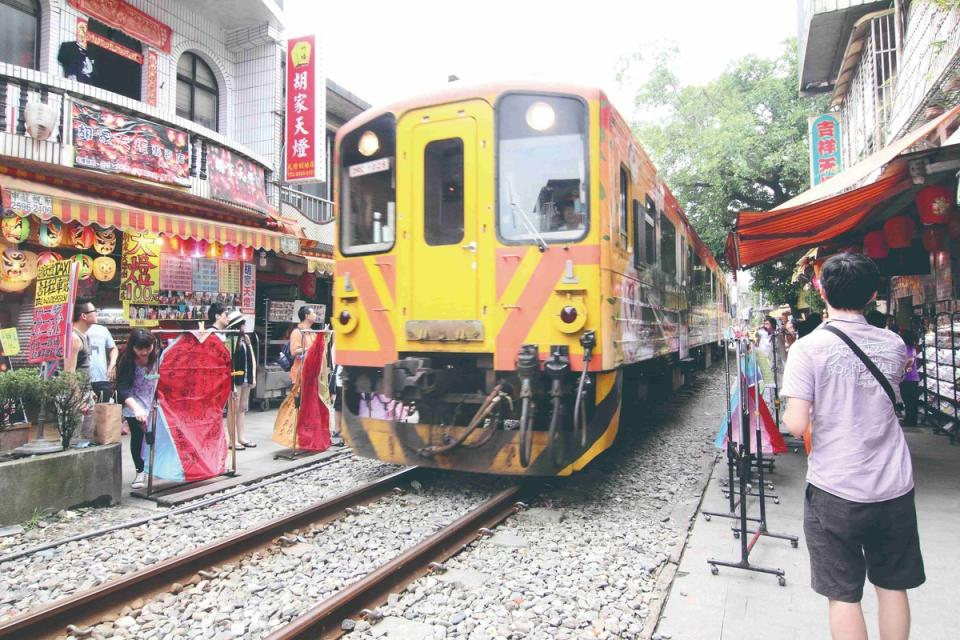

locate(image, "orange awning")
[[731, 105, 960, 269], [0, 173, 300, 254]]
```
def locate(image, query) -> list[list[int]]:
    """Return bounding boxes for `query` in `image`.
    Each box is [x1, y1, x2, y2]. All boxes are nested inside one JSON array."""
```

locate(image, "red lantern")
[[185, 238, 198, 256], [197, 239, 209, 256], [922, 225, 947, 252], [864, 230, 889, 259], [883, 216, 916, 249], [300, 271, 317, 298], [207, 241, 222, 258], [916, 184, 954, 225], [167, 235, 182, 254], [223, 243, 236, 260], [240, 245, 253, 261]]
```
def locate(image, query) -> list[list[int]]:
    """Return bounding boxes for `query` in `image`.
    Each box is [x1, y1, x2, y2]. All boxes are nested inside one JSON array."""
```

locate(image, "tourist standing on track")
[[116, 329, 162, 490], [781, 253, 924, 640]]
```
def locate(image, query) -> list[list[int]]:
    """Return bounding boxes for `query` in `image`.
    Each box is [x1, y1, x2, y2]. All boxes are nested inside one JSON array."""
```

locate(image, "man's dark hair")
[[298, 305, 314, 322], [73, 297, 94, 322], [819, 253, 879, 311], [208, 302, 227, 324]]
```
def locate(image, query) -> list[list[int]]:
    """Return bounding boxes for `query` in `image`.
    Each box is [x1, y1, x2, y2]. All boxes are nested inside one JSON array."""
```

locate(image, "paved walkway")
[[118, 407, 343, 509], [656, 428, 959, 639]]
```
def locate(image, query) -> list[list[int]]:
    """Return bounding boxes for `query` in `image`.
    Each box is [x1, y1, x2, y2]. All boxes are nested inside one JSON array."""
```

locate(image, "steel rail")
[[264, 483, 527, 640], [0, 467, 423, 639]]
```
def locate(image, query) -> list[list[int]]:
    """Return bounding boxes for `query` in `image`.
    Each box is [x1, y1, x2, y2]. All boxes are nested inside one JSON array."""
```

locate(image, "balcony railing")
[[0, 62, 275, 209], [279, 186, 334, 224]]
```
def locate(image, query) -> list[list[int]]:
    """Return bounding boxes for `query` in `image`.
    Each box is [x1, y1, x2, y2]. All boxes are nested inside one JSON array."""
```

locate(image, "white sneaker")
[[131, 472, 146, 489]]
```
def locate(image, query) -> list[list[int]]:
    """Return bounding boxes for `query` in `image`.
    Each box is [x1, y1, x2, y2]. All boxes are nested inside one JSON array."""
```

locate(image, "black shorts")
[[804, 484, 925, 603]]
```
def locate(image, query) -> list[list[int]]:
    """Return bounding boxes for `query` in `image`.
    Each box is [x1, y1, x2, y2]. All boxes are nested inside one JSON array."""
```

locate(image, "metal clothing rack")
[[706, 337, 797, 586], [135, 329, 245, 499], [918, 301, 960, 443], [274, 328, 335, 461]]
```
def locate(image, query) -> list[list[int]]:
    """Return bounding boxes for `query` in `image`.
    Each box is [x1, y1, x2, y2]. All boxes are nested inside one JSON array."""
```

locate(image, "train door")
[[399, 106, 481, 324]]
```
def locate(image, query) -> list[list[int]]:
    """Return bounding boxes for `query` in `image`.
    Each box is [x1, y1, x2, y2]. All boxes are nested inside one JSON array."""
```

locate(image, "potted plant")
[[46, 372, 89, 450], [12, 368, 47, 427]]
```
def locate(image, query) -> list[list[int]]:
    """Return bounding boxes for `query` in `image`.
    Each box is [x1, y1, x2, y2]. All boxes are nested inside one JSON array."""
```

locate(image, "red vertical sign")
[[285, 35, 325, 182]]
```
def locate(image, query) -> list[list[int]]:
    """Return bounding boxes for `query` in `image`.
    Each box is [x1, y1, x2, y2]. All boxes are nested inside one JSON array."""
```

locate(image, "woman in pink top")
[[899, 329, 920, 427]]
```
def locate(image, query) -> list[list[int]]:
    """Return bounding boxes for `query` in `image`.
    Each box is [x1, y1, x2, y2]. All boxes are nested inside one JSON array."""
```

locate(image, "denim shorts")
[[803, 483, 925, 603]]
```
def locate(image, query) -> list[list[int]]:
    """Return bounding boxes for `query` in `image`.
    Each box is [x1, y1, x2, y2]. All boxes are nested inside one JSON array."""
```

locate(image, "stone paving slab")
[[655, 429, 959, 640]]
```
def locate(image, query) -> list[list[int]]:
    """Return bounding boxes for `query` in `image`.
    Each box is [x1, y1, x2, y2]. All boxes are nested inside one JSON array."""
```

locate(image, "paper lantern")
[[300, 271, 317, 298], [185, 238, 198, 256], [39, 219, 64, 247], [69, 223, 95, 250], [917, 185, 953, 225], [223, 244, 236, 260], [0, 249, 37, 292], [1, 215, 29, 244], [92, 256, 116, 281], [36, 251, 62, 267], [864, 230, 889, 259], [240, 245, 253, 262], [72, 253, 93, 280], [167, 235, 182, 254], [207, 241, 222, 258], [883, 216, 915, 249], [93, 227, 117, 255], [197, 239, 209, 256]]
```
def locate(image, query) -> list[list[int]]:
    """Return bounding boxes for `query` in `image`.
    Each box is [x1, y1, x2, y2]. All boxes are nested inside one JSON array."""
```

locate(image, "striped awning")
[[306, 257, 334, 275], [0, 173, 300, 254]]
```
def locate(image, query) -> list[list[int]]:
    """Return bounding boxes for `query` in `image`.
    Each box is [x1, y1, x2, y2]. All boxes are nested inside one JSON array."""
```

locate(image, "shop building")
[[729, 1, 960, 437], [0, 1, 306, 375]]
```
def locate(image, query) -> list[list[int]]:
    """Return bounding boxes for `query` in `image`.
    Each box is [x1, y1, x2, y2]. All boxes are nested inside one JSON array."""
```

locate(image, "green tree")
[[622, 40, 829, 305]]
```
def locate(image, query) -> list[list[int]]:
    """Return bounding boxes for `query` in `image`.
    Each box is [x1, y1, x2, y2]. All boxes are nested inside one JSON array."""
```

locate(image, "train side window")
[[619, 166, 629, 249], [644, 196, 656, 265], [423, 138, 464, 246], [660, 215, 677, 279], [632, 198, 643, 268]]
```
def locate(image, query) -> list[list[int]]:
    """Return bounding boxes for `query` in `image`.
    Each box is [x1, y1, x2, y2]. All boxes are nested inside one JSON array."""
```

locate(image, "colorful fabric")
[[147, 332, 232, 482], [715, 377, 787, 455], [273, 332, 331, 451]]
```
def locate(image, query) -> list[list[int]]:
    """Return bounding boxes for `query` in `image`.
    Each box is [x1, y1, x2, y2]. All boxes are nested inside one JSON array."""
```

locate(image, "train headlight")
[[358, 130, 379, 157], [525, 101, 555, 131], [552, 297, 587, 333], [336, 308, 359, 333]]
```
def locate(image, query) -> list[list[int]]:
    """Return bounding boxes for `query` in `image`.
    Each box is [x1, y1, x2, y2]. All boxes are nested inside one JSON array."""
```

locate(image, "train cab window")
[[660, 215, 677, 279], [644, 197, 657, 265], [619, 166, 629, 248], [424, 138, 464, 246], [497, 93, 588, 244], [339, 115, 397, 256]]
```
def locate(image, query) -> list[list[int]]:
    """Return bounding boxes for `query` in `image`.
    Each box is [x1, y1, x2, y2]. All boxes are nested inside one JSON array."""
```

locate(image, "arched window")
[[0, 0, 39, 69], [176, 52, 219, 131]]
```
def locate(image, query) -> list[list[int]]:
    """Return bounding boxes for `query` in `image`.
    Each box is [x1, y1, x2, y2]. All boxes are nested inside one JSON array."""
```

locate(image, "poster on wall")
[[120, 231, 160, 305], [192, 258, 219, 293], [72, 101, 191, 186], [208, 145, 270, 213], [218, 259, 241, 293], [809, 114, 843, 186], [285, 34, 326, 183], [29, 260, 79, 364]]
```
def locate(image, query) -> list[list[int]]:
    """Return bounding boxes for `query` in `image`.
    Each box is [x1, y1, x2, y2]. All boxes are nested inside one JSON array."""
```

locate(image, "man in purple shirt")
[[782, 253, 924, 640]]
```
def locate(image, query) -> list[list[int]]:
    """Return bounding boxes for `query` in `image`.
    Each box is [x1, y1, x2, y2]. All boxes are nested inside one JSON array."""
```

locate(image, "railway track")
[[0, 468, 529, 639]]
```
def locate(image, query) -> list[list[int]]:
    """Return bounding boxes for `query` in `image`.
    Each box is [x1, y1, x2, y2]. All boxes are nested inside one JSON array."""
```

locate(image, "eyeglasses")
[[83, 307, 97, 314]]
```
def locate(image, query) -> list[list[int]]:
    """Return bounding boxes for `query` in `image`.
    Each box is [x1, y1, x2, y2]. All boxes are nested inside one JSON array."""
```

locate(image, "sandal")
[[240, 441, 257, 448], [229, 444, 245, 451]]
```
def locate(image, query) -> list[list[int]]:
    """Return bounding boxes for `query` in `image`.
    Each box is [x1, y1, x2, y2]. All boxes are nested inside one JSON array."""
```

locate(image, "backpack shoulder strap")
[[821, 324, 897, 407]]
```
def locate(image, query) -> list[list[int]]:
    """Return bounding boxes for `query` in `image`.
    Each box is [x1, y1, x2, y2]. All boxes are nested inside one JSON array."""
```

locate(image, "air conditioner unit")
[[24, 102, 59, 141]]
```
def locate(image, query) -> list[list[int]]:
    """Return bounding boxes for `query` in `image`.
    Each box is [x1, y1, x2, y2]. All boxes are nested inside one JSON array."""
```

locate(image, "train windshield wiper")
[[507, 177, 548, 252]]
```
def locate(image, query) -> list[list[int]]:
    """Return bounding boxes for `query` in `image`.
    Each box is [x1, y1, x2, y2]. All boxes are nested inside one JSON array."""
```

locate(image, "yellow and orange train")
[[333, 82, 730, 475]]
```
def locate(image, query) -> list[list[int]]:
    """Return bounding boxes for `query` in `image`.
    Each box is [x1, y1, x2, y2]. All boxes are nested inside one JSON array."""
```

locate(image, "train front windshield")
[[497, 94, 588, 244], [340, 115, 397, 256]]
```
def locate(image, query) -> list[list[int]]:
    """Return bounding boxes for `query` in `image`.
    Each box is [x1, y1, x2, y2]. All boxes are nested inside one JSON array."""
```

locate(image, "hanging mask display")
[[39, 219, 64, 247], [92, 255, 116, 281], [72, 253, 93, 280], [0, 249, 37, 292], [1, 215, 29, 244], [36, 251, 63, 267], [70, 223, 95, 250], [93, 226, 117, 255]]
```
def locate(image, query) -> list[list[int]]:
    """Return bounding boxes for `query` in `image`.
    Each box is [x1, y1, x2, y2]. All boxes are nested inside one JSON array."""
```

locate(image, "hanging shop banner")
[[147, 333, 232, 482], [68, 0, 172, 53], [77, 18, 144, 64], [120, 231, 160, 305], [146, 50, 158, 106], [0, 328, 20, 356], [208, 145, 270, 214], [809, 114, 843, 186], [241, 262, 256, 314], [72, 101, 191, 186], [285, 34, 326, 183], [29, 260, 79, 364], [273, 332, 331, 451]]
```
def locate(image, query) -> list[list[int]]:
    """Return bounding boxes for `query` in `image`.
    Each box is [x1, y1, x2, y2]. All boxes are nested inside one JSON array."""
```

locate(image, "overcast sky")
[[284, 0, 798, 119]]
